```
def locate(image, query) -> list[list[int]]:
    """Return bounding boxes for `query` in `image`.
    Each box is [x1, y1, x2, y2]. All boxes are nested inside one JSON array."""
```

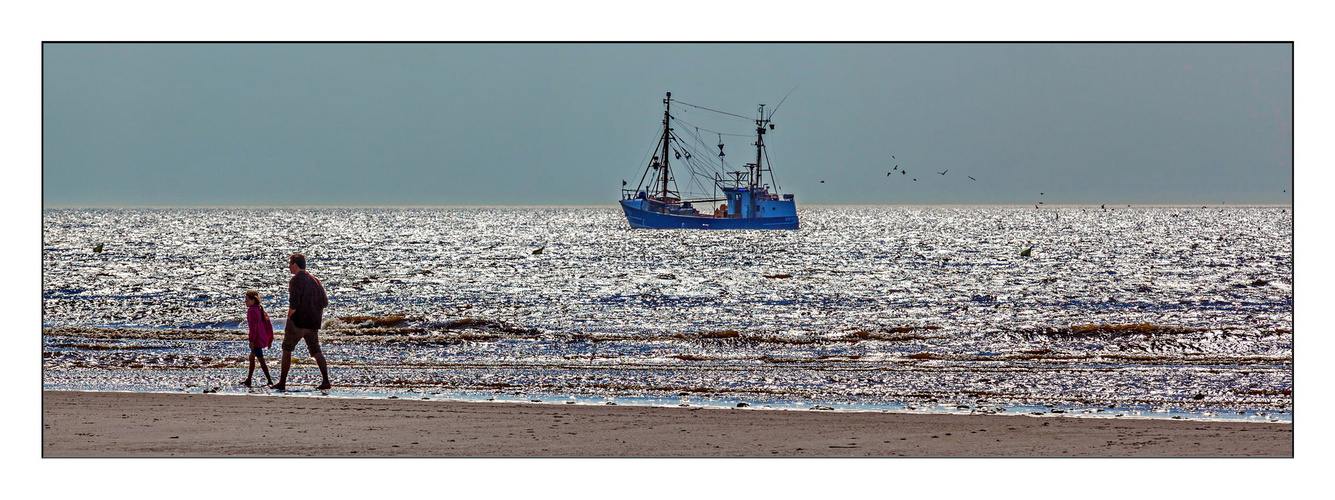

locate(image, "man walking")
[[272, 253, 331, 391]]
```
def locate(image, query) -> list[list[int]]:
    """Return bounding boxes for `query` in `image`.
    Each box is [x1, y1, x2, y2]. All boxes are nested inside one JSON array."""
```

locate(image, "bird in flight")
[[967, 176, 976, 181], [937, 170, 948, 175], [892, 155, 896, 159]]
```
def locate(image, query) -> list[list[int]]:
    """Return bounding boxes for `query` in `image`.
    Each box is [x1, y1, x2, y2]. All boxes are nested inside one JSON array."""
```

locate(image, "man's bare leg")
[[313, 351, 331, 390], [271, 349, 293, 391]]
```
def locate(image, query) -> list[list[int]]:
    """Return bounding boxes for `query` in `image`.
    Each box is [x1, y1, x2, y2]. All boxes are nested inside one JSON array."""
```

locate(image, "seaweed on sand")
[[333, 314, 409, 328], [1028, 323, 1205, 338]]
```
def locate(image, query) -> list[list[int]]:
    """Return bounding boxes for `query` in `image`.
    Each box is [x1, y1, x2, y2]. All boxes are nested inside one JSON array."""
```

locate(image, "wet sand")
[[42, 390, 1292, 457]]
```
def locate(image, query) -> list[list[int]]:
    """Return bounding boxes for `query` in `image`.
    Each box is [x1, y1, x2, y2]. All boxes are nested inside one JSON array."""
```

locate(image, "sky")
[[42, 42, 1292, 207]]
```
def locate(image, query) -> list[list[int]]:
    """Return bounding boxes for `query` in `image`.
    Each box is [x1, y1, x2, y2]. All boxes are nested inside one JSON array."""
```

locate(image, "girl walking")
[[241, 290, 275, 387]]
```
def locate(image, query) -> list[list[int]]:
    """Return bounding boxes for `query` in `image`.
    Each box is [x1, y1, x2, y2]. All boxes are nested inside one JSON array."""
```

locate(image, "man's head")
[[289, 253, 306, 275]]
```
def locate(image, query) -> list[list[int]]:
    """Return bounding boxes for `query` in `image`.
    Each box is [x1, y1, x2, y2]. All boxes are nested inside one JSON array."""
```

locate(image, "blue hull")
[[620, 200, 798, 230]]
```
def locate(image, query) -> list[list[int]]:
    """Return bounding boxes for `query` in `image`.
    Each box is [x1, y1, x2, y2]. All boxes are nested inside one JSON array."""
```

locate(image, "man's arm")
[[288, 275, 301, 320]]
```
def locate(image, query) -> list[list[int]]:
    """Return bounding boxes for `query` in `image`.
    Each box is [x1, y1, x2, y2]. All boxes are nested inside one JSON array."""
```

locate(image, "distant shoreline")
[[43, 390, 1292, 457]]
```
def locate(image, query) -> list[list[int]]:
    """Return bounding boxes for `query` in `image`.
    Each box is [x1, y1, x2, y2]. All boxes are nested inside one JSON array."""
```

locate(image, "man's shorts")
[[282, 322, 323, 355]]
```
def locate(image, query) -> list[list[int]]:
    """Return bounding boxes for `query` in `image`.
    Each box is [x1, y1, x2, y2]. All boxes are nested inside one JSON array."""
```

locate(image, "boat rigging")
[[619, 92, 799, 230]]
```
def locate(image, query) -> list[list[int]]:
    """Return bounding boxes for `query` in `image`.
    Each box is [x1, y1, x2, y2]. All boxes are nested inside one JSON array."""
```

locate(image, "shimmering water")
[[42, 206, 1293, 421]]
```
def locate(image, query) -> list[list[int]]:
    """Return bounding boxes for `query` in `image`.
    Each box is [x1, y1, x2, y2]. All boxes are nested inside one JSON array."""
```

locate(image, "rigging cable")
[[669, 128, 722, 171], [667, 131, 731, 189], [763, 146, 783, 193], [667, 130, 724, 198], [634, 123, 666, 194], [673, 100, 753, 121], [682, 126, 731, 198], [671, 114, 750, 139]]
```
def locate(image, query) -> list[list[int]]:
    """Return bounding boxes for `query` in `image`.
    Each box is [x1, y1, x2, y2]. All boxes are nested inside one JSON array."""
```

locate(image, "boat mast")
[[659, 92, 672, 202], [753, 103, 766, 190]]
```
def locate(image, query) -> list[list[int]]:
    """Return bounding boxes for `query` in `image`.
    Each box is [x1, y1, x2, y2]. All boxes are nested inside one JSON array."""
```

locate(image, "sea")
[[42, 206, 1293, 422]]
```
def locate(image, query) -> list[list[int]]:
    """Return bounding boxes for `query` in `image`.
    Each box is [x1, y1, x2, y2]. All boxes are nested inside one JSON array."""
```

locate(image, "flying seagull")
[[892, 155, 895, 159], [937, 170, 948, 175], [967, 176, 976, 181]]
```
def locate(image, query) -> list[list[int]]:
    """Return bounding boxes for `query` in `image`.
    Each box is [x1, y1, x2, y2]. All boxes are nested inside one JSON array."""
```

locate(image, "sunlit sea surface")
[[43, 206, 1292, 422]]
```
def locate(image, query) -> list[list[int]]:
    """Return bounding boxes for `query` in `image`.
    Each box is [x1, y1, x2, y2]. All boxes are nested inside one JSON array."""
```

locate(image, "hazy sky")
[[42, 43, 1292, 207]]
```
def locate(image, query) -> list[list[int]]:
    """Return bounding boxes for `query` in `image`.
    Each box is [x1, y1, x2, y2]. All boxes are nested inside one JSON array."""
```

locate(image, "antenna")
[[769, 86, 798, 119]]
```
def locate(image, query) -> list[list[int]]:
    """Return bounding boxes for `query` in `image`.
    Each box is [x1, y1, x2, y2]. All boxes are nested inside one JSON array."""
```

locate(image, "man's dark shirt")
[[288, 270, 329, 329]]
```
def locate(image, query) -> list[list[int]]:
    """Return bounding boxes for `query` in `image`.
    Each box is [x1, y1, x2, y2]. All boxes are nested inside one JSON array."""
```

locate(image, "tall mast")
[[754, 103, 766, 190], [660, 92, 672, 201]]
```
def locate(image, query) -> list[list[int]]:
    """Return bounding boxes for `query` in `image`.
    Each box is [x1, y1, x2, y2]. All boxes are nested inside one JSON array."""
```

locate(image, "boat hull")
[[620, 200, 798, 230]]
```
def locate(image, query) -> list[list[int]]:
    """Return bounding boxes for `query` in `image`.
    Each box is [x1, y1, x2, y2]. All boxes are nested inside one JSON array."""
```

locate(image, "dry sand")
[[42, 390, 1292, 457]]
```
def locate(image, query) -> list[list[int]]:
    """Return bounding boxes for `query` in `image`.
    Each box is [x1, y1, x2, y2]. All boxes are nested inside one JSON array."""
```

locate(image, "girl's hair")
[[244, 290, 267, 317]]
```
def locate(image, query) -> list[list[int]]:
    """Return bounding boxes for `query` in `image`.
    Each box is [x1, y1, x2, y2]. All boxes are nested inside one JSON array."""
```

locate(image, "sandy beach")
[[42, 390, 1291, 457]]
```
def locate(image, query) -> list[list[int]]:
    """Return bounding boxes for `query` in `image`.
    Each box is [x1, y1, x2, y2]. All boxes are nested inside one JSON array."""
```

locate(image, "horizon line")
[[42, 203, 1295, 209]]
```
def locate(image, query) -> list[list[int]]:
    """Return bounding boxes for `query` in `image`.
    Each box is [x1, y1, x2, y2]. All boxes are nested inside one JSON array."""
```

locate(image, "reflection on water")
[[43, 207, 1292, 421]]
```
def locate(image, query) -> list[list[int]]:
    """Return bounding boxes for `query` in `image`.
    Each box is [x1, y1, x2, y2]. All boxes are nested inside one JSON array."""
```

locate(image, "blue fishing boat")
[[620, 92, 798, 230]]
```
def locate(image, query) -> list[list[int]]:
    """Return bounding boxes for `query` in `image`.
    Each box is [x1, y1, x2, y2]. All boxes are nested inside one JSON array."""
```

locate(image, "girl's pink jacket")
[[247, 305, 275, 349]]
